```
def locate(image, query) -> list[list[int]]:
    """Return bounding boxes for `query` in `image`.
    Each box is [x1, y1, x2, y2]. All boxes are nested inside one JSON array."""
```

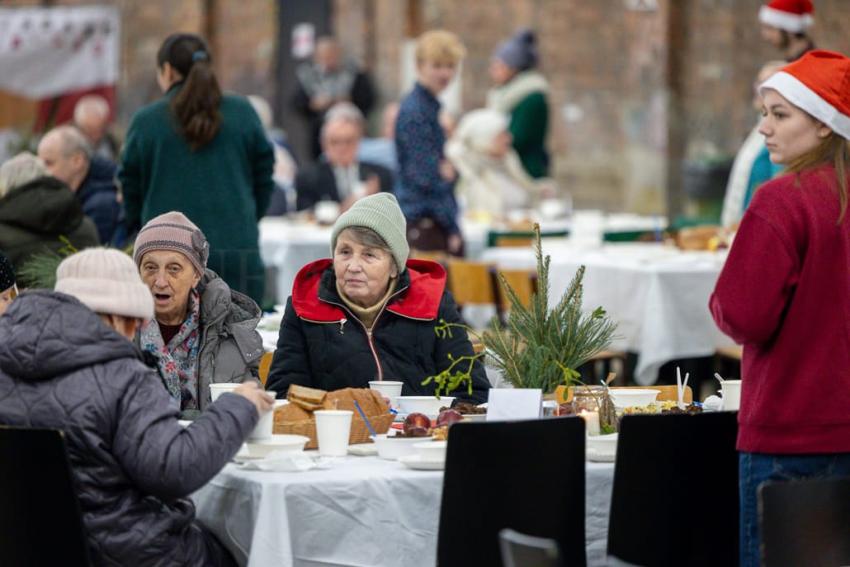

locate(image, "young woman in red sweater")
[[710, 50, 850, 567]]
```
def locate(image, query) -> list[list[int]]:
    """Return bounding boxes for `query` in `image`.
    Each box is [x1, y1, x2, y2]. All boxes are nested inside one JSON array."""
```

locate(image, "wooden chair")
[[493, 269, 537, 313], [258, 351, 274, 386], [555, 384, 693, 404], [716, 345, 742, 360], [446, 259, 497, 307], [0, 427, 92, 566]]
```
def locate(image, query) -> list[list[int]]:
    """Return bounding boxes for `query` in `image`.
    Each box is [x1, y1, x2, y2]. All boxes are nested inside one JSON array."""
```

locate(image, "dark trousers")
[[406, 218, 463, 256]]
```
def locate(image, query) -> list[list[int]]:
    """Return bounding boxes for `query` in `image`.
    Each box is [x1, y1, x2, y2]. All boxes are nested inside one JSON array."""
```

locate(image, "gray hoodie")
[[0, 291, 257, 566]]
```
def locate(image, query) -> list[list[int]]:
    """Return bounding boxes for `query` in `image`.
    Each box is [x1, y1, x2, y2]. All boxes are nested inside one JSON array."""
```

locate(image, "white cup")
[[368, 381, 404, 404], [209, 382, 241, 403], [314, 410, 353, 456], [249, 399, 288, 441], [721, 380, 742, 411]]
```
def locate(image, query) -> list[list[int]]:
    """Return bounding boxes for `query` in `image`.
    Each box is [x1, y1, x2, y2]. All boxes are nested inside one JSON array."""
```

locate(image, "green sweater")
[[509, 91, 549, 178], [119, 86, 274, 304]]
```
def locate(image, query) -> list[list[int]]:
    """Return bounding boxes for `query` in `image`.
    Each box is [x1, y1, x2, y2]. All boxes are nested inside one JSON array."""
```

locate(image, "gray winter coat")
[[0, 291, 258, 566], [138, 270, 264, 412]]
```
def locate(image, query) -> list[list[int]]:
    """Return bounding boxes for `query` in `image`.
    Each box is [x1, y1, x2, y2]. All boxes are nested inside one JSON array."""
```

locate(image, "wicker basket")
[[274, 388, 394, 449]]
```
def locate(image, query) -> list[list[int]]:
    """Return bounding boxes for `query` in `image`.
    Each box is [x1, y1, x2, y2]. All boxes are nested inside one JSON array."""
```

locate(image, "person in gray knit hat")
[[265, 192, 490, 403], [487, 28, 551, 178], [133, 211, 264, 418], [0, 246, 272, 567]]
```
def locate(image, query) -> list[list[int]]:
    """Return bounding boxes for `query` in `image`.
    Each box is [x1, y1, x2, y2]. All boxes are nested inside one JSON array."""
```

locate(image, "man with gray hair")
[[294, 102, 393, 212], [73, 94, 120, 161], [38, 125, 123, 245]]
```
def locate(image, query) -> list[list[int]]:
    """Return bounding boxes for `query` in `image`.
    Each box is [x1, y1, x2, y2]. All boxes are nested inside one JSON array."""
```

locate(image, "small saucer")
[[398, 454, 445, 471]]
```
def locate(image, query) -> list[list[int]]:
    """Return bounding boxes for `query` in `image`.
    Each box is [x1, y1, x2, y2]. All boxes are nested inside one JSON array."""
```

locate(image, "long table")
[[192, 456, 615, 567], [482, 241, 735, 385]]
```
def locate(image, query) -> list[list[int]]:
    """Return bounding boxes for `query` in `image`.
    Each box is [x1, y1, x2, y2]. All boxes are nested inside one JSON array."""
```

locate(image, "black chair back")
[[607, 412, 738, 567], [437, 418, 586, 567], [0, 426, 91, 566], [760, 476, 850, 567], [499, 528, 562, 567]]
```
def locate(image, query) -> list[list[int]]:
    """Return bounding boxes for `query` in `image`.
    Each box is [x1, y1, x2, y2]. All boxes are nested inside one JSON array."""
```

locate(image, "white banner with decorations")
[[0, 6, 119, 99]]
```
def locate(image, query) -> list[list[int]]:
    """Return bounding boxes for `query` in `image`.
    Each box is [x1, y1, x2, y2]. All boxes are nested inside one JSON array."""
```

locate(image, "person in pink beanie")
[[133, 211, 264, 419], [710, 50, 850, 567]]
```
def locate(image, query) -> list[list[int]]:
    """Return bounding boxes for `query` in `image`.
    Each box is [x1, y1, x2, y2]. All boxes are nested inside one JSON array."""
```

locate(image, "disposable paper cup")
[[209, 383, 241, 403], [369, 381, 404, 402], [248, 400, 288, 441], [721, 380, 742, 411], [314, 410, 353, 456]]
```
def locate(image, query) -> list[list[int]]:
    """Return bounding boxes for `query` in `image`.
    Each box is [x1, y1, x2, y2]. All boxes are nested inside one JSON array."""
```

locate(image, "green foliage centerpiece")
[[482, 224, 616, 393], [422, 224, 617, 398]]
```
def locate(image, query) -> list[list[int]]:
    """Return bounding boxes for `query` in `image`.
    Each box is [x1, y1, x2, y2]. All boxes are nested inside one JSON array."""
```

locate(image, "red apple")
[[436, 409, 463, 428], [403, 412, 432, 437]]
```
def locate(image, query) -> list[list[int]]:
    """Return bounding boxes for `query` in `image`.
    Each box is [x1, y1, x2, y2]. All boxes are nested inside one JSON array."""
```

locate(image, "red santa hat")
[[759, 50, 850, 140], [759, 0, 814, 33]]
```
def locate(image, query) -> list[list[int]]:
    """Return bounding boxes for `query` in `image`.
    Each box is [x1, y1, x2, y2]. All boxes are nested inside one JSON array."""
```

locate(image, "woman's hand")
[[234, 382, 275, 416]]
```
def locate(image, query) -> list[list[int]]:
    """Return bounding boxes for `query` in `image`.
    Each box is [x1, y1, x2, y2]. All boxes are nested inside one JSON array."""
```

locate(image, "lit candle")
[[579, 410, 600, 436]]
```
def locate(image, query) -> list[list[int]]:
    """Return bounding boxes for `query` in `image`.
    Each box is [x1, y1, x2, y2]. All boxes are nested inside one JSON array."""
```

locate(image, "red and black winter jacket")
[[265, 259, 490, 403]]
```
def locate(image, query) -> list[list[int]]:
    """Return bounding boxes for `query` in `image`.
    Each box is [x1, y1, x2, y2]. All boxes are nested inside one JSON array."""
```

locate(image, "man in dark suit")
[[295, 102, 394, 212]]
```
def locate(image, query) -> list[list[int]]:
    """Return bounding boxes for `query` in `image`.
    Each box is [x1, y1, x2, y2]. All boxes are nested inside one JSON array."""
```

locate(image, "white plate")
[[586, 447, 616, 463], [461, 413, 487, 422], [398, 454, 445, 471], [348, 444, 379, 457], [246, 434, 310, 458]]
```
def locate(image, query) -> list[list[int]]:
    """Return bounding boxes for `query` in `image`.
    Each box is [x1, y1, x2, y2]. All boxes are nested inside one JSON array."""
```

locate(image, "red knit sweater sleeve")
[[710, 198, 800, 345]]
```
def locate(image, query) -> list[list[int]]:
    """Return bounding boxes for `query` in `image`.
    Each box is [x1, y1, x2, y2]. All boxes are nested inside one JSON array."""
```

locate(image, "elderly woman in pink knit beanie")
[[133, 211, 264, 418]]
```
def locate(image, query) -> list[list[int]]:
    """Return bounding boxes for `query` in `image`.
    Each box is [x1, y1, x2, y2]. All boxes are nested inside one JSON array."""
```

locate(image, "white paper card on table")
[[486, 389, 543, 421]]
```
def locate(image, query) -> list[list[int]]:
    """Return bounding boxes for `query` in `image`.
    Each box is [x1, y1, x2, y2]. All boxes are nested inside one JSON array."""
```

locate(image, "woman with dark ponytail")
[[119, 33, 274, 305]]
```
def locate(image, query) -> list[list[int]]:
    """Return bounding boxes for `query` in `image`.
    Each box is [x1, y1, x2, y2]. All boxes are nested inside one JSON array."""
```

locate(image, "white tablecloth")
[[482, 242, 734, 385], [192, 456, 615, 567], [258, 214, 660, 304]]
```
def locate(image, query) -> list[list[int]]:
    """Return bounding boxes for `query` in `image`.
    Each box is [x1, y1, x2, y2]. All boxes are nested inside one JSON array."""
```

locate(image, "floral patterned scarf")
[[141, 290, 202, 411]]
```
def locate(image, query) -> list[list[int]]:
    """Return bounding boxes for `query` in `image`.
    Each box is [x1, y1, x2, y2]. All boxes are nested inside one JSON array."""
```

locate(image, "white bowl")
[[395, 396, 455, 418], [246, 434, 310, 458], [608, 388, 660, 409], [373, 433, 430, 460], [413, 440, 447, 463], [586, 432, 618, 452]]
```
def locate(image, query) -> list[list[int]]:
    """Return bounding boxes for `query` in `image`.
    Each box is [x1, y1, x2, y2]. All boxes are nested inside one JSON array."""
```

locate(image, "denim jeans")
[[739, 451, 850, 567]]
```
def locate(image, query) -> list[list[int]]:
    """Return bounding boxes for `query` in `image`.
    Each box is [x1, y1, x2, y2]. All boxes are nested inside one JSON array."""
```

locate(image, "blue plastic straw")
[[353, 400, 378, 437]]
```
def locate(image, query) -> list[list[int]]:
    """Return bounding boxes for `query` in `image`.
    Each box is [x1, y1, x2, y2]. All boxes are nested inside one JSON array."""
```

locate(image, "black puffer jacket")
[[0, 176, 99, 276], [266, 259, 490, 403], [0, 291, 257, 566]]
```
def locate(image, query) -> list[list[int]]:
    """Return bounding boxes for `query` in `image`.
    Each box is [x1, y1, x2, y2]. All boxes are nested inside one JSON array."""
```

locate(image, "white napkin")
[[702, 395, 723, 412], [240, 451, 330, 472]]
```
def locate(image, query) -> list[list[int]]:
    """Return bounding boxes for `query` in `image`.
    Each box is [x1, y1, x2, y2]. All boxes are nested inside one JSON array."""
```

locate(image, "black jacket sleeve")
[[434, 291, 491, 404], [265, 297, 314, 398], [350, 71, 376, 118], [361, 162, 395, 194]]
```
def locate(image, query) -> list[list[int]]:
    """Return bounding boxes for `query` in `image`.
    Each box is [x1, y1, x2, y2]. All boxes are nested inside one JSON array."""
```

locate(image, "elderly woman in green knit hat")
[[266, 193, 490, 403]]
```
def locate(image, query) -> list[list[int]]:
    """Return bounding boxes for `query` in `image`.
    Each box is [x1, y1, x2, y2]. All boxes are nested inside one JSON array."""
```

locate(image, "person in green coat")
[[119, 33, 274, 305], [486, 28, 551, 179]]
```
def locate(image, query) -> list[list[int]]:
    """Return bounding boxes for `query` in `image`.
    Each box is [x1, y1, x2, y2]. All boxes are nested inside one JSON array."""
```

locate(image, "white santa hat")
[[759, 0, 814, 34]]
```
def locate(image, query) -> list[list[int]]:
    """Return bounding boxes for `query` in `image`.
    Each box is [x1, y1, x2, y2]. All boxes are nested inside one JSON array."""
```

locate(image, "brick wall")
[[3, 0, 850, 214], [336, 0, 850, 214]]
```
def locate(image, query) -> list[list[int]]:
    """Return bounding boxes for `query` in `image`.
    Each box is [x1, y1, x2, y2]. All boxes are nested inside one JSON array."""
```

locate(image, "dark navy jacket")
[[77, 156, 123, 245]]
